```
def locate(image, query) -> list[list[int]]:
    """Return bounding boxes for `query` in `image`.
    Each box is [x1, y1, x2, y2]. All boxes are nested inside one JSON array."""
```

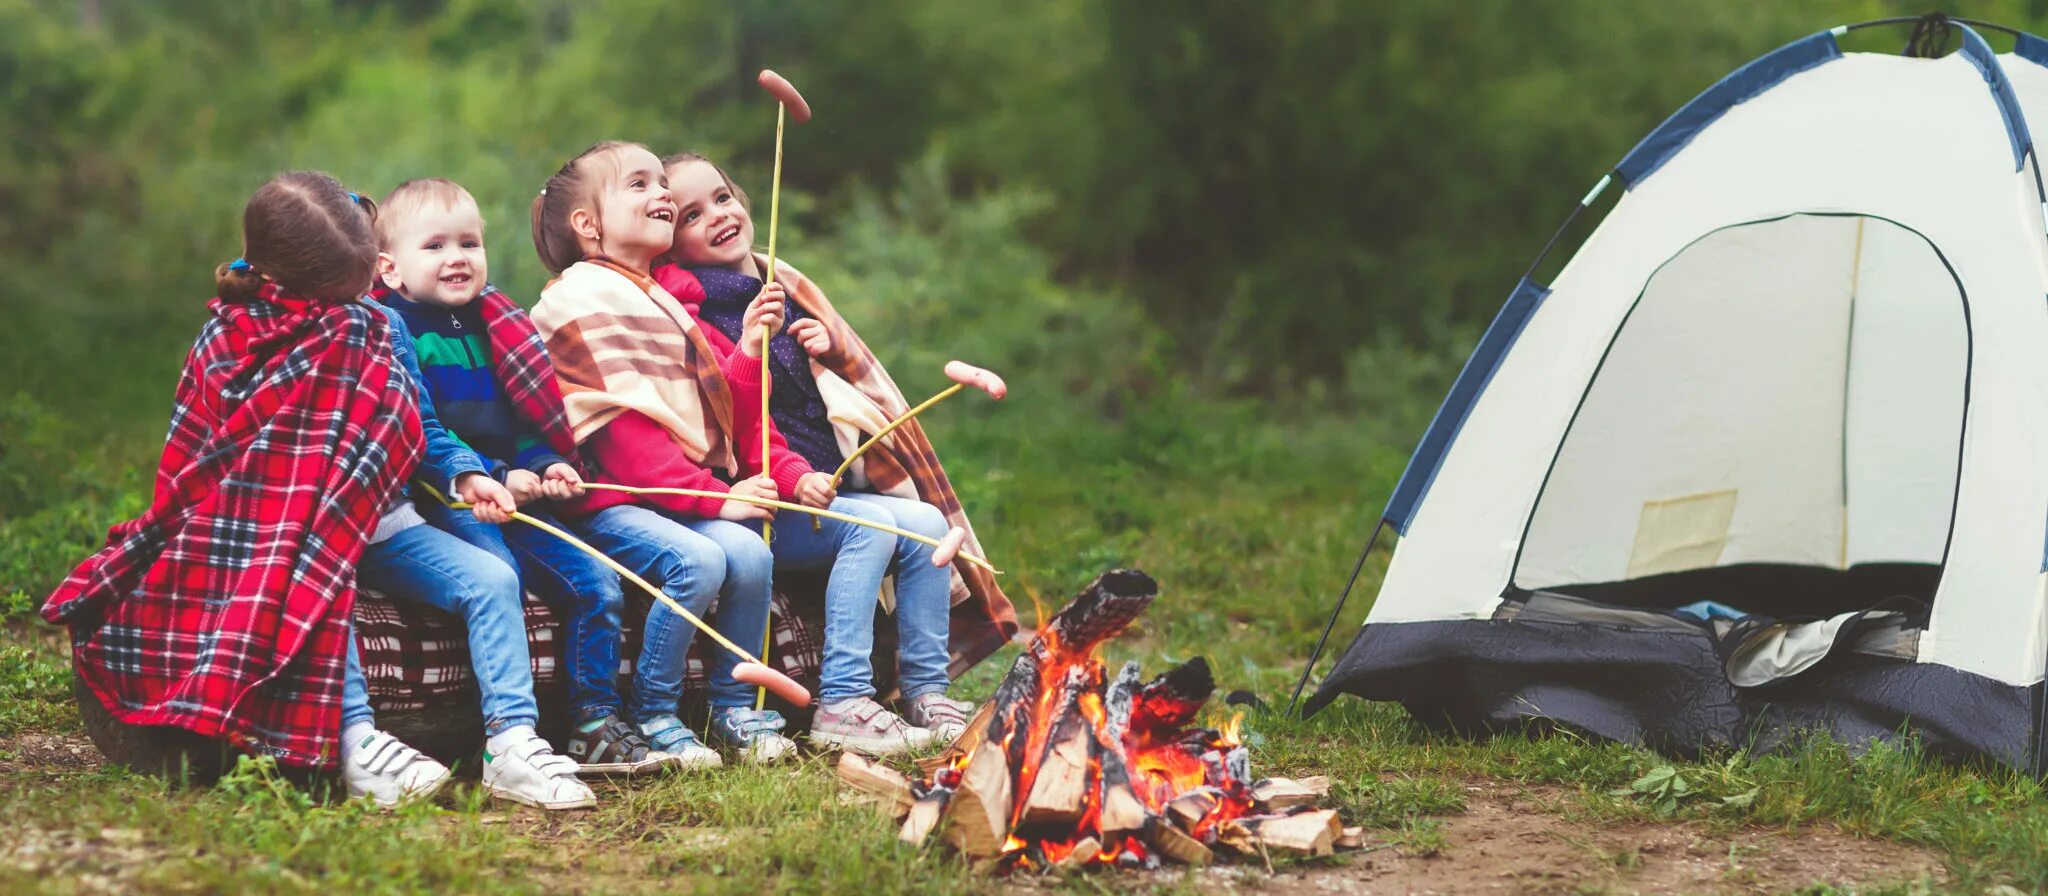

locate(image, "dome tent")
[[1300, 16, 2048, 774]]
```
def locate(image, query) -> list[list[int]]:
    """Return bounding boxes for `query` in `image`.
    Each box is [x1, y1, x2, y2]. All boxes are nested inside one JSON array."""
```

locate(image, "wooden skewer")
[[413, 482, 812, 706], [825, 383, 963, 492], [577, 482, 1001, 575]]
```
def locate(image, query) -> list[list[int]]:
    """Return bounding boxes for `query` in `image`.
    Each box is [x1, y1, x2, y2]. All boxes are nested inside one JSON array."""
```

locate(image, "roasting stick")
[[755, 70, 811, 539], [755, 69, 811, 708], [824, 361, 1008, 493], [414, 481, 812, 706], [577, 482, 994, 574], [808, 361, 1008, 535]]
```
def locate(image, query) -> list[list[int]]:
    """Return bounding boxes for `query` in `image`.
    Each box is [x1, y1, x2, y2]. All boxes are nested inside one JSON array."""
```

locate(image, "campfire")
[[837, 569, 1362, 872]]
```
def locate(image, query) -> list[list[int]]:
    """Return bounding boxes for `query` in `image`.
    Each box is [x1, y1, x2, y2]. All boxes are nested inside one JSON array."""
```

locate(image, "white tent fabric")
[[1366, 48, 2048, 686]]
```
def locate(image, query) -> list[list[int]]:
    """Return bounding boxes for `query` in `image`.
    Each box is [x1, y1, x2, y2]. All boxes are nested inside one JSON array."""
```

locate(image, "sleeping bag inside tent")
[[1303, 17, 2048, 775]]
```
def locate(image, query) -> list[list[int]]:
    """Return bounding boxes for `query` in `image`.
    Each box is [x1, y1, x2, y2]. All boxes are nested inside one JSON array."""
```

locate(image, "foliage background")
[[8, 0, 2048, 614]]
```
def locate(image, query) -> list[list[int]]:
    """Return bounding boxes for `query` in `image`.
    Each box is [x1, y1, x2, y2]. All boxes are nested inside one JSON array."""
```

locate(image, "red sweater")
[[576, 294, 816, 520]]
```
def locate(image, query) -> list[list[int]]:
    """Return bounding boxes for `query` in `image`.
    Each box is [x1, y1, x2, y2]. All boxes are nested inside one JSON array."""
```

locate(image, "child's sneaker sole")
[[484, 782, 597, 811], [348, 769, 452, 809], [809, 729, 934, 756], [573, 753, 686, 777]]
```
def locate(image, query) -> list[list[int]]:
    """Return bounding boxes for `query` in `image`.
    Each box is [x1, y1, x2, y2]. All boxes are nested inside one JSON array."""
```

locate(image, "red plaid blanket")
[[355, 581, 828, 717], [44, 286, 422, 768], [476, 286, 582, 465]]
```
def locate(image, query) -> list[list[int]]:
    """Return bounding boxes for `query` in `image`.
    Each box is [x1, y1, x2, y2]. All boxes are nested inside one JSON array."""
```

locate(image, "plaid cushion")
[[354, 574, 829, 714]]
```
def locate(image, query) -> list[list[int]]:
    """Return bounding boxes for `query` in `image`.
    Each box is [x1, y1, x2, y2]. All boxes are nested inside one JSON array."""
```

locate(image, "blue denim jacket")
[[376, 301, 489, 488]]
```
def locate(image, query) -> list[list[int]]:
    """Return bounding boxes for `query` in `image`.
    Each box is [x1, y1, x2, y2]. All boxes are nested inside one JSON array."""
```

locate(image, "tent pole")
[[1289, 518, 1389, 716]]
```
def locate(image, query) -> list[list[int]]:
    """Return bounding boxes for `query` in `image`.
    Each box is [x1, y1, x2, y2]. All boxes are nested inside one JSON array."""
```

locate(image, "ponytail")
[[531, 140, 635, 274], [214, 258, 265, 303]]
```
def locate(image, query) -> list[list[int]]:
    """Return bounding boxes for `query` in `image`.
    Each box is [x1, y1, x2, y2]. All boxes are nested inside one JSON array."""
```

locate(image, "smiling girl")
[[651, 152, 1016, 753], [527, 142, 797, 764]]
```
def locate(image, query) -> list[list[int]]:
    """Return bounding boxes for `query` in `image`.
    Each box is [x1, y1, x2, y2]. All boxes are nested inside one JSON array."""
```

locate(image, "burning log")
[[1102, 660, 1143, 744], [1019, 725, 1093, 826], [1212, 819, 1261, 857], [984, 570, 1158, 772], [1051, 837, 1100, 875], [1147, 820, 1213, 866], [1165, 786, 1222, 833], [1248, 809, 1343, 856], [1092, 745, 1153, 842], [836, 753, 913, 819], [1249, 777, 1322, 813], [1018, 665, 1103, 827], [899, 772, 959, 845], [1128, 656, 1214, 740], [899, 792, 948, 845], [941, 743, 1014, 857]]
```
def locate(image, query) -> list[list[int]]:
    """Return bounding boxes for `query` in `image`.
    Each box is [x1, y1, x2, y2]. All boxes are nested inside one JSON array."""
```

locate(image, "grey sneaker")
[[636, 715, 724, 771], [563, 715, 683, 776], [709, 707, 799, 765], [904, 693, 977, 744], [809, 696, 934, 756]]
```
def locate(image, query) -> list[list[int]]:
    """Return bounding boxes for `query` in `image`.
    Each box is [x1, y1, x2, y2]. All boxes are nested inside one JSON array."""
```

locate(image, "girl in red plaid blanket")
[[650, 153, 1001, 756], [43, 171, 592, 811]]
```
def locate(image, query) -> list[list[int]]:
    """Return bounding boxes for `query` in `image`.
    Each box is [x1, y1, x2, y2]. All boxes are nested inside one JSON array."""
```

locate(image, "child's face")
[[665, 160, 753, 270], [587, 146, 677, 263], [378, 200, 488, 307]]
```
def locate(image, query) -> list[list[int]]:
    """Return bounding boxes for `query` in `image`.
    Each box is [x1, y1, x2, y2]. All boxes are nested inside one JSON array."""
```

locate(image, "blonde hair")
[[376, 178, 480, 249], [530, 140, 642, 274]]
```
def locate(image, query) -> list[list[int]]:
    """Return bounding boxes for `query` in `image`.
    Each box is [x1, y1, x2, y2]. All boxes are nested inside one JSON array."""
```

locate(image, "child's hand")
[[457, 472, 517, 524], [505, 469, 544, 504], [540, 463, 584, 500], [739, 282, 788, 358], [718, 475, 779, 522], [788, 319, 831, 358], [795, 471, 836, 509]]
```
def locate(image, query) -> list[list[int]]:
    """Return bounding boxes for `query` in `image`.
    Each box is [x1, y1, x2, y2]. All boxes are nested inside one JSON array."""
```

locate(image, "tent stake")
[[1288, 518, 1388, 717]]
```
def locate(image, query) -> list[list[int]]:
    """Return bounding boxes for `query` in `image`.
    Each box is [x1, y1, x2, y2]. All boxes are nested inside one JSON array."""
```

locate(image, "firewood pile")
[[835, 569, 1367, 873]]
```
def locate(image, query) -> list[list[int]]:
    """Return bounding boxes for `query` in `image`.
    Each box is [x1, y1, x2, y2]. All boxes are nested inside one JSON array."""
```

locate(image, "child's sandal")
[[563, 716, 683, 776]]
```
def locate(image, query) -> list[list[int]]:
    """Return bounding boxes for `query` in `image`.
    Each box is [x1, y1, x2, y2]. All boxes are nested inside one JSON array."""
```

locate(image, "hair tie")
[[349, 191, 363, 203], [228, 258, 252, 273]]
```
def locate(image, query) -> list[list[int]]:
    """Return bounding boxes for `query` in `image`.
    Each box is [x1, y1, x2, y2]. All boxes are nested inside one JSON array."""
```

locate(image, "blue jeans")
[[421, 500, 627, 724], [574, 505, 773, 719], [342, 522, 537, 736], [773, 492, 953, 704]]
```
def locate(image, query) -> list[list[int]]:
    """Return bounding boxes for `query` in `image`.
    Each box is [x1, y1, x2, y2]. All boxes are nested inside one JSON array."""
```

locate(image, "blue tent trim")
[[1383, 277, 1550, 534], [2017, 31, 2048, 67], [1615, 31, 1842, 189], [1953, 24, 2032, 170]]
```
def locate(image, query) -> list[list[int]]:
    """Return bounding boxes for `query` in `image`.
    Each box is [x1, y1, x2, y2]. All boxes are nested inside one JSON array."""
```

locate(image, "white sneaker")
[[483, 730, 597, 810], [343, 729, 451, 808]]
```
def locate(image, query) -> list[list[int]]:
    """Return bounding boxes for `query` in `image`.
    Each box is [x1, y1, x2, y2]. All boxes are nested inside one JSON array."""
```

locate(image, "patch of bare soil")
[[0, 731, 104, 776], [1254, 784, 1943, 895]]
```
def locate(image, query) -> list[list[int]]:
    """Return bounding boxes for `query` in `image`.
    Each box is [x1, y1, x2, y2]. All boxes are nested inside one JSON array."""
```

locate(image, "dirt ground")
[[1246, 785, 1944, 895], [2, 733, 1946, 894]]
